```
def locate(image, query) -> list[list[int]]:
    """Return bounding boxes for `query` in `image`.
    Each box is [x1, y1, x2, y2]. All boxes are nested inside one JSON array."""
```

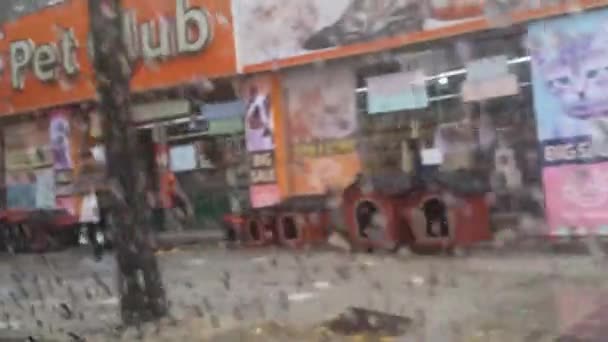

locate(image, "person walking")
[[158, 171, 193, 231], [80, 187, 104, 261]]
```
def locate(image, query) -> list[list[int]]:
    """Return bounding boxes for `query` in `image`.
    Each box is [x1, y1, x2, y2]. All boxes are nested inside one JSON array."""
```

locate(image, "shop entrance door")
[[137, 128, 158, 191]]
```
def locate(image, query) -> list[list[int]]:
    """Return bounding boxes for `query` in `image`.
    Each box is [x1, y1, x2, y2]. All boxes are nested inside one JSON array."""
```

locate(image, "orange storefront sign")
[[124, 0, 236, 92], [0, 0, 94, 115], [0, 0, 237, 115]]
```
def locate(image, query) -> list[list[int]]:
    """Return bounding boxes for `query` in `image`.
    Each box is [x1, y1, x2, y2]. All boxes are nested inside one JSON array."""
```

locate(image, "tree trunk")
[[88, 0, 167, 324]]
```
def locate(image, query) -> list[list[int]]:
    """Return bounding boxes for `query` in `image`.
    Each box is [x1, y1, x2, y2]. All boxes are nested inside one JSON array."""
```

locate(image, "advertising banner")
[[543, 163, 608, 236], [529, 9, 608, 145], [529, 9, 608, 235], [240, 74, 283, 208], [4, 120, 52, 209], [283, 65, 361, 195], [3, 108, 103, 214], [233, 0, 581, 72], [4, 122, 53, 172]]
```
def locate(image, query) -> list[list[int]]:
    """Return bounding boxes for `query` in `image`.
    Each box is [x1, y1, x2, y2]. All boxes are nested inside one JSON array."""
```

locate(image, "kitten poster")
[[529, 9, 608, 142], [529, 8, 608, 236]]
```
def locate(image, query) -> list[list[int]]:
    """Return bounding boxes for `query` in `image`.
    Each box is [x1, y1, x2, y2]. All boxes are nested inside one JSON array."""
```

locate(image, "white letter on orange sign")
[[33, 43, 59, 82], [10, 39, 35, 90], [60, 29, 80, 76], [176, 0, 212, 54]]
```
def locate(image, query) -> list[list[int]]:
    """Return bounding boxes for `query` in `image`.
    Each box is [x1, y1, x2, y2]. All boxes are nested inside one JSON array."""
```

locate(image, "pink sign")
[[56, 196, 79, 217], [543, 162, 608, 236], [250, 184, 281, 209]]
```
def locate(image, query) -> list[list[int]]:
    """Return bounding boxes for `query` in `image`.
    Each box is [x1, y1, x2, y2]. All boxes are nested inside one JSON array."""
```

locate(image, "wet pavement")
[[0, 246, 606, 341]]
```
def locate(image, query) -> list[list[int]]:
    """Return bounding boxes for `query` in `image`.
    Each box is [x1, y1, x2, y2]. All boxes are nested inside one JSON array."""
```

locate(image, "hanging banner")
[[529, 9, 608, 235], [284, 65, 361, 195], [240, 74, 283, 208], [244, 78, 275, 153], [366, 70, 428, 113], [462, 55, 519, 102]]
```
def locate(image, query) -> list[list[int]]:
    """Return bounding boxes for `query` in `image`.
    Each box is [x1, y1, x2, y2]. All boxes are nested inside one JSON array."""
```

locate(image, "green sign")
[[208, 118, 244, 136]]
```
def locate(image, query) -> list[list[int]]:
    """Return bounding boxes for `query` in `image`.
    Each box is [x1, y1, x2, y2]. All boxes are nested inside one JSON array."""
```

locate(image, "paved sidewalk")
[[1, 246, 607, 341], [155, 229, 224, 249]]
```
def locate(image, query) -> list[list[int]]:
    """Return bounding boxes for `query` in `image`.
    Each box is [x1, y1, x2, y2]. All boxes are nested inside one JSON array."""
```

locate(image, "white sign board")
[[367, 70, 428, 113], [170, 144, 198, 172], [462, 55, 518, 101]]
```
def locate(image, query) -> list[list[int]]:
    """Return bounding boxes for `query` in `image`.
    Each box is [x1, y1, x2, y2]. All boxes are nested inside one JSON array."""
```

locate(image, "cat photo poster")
[[283, 65, 358, 142], [529, 9, 608, 236], [529, 9, 608, 142]]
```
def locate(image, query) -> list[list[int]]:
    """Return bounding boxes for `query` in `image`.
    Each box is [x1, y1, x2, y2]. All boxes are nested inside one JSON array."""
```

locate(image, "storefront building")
[[231, 0, 608, 238], [2, 0, 608, 237], [0, 0, 242, 230]]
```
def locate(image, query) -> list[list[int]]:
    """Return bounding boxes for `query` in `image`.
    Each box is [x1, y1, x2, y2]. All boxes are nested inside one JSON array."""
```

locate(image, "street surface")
[[0, 245, 606, 341]]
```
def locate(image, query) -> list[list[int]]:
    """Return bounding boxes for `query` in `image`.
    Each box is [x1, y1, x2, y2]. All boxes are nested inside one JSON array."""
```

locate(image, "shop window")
[[351, 27, 541, 228]]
